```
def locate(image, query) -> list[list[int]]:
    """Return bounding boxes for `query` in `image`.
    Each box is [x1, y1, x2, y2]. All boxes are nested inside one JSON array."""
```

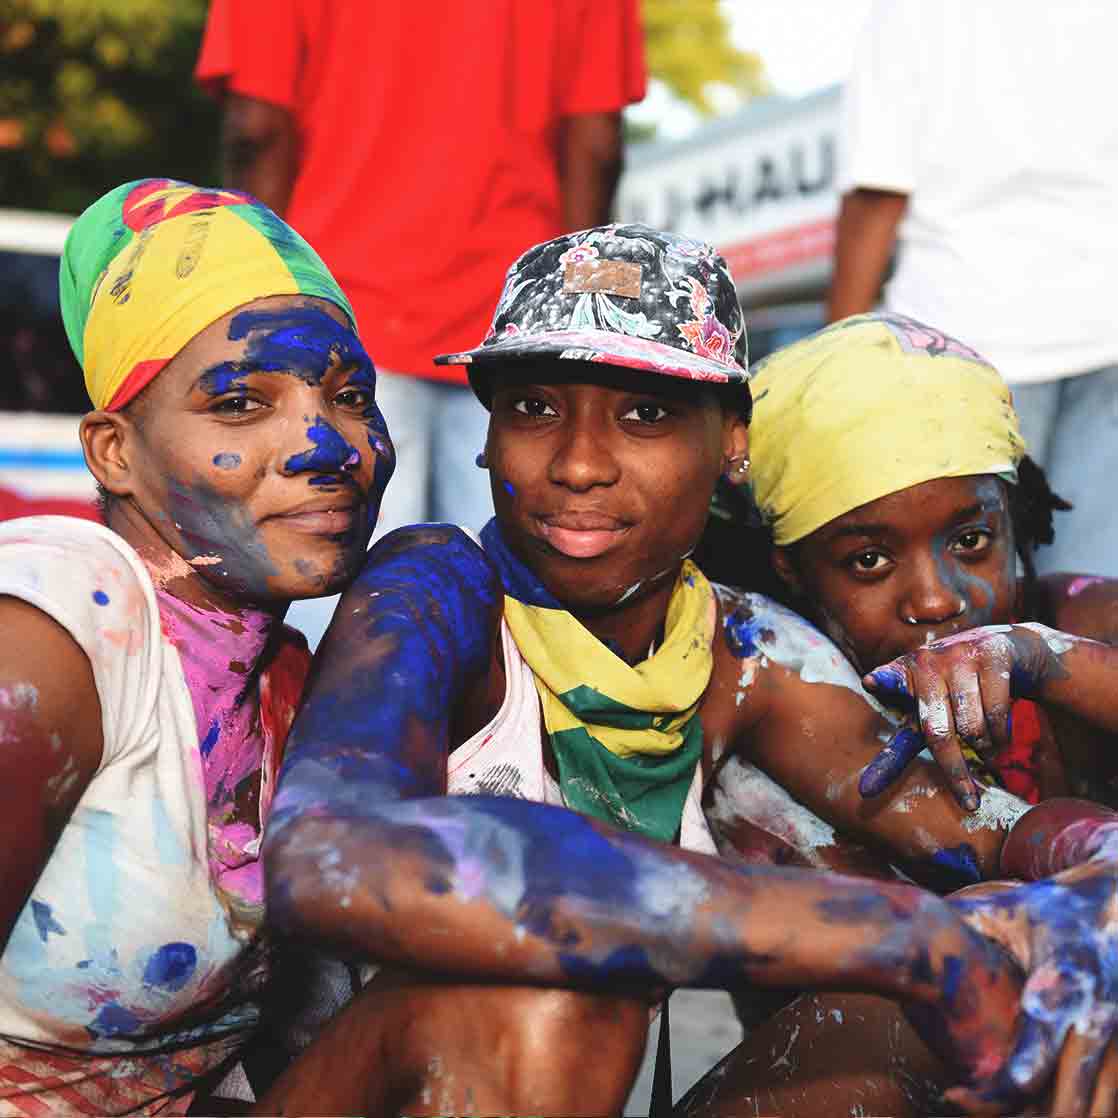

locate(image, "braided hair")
[[694, 456, 1071, 606]]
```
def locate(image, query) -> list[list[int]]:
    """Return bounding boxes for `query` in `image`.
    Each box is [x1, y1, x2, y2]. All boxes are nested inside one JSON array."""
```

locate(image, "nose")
[[283, 414, 360, 476], [899, 555, 966, 626], [548, 414, 620, 492]]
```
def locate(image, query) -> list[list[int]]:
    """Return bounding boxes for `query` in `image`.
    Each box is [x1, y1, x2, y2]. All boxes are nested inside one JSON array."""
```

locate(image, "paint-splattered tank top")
[[0, 516, 309, 1115]]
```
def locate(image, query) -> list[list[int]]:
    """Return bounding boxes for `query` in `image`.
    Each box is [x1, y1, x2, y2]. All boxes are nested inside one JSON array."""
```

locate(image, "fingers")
[[1088, 1035, 1118, 1116], [864, 661, 917, 708], [976, 657, 1014, 752], [946, 664, 995, 759], [1050, 1024, 1115, 1118], [913, 665, 981, 811], [859, 725, 924, 797]]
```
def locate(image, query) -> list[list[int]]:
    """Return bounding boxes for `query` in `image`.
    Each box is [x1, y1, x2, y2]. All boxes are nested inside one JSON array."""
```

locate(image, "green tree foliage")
[[0, 0, 219, 213], [642, 0, 768, 115]]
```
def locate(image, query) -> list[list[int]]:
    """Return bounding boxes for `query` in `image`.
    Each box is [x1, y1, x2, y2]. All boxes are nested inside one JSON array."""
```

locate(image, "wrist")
[[1000, 797, 1118, 879]]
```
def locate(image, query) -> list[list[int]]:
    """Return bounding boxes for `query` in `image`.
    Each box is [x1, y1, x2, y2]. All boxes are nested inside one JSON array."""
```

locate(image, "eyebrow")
[[826, 502, 995, 542]]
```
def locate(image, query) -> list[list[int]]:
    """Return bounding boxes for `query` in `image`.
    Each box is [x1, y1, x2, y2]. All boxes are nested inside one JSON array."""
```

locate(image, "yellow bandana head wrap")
[[60, 178, 354, 411], [749, 313, 1026, 545]]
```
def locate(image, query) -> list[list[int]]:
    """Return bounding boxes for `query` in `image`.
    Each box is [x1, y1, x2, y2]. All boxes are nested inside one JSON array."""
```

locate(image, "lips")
[[266, 500, 360, 536], [536, 511, 631, 559]]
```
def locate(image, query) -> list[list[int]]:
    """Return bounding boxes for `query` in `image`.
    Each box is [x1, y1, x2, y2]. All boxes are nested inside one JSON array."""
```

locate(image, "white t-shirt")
[[0, 517, 305, 1115], [839, 0, 1118, 384]]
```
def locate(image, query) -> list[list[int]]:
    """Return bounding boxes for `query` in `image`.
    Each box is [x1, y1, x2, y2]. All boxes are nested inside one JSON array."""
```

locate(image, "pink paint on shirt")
[[156, 589, 272, 909]]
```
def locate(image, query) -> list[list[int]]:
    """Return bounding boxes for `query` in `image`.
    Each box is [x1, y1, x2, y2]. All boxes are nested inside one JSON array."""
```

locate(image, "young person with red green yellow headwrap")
[[254, 230, 1118, 1117], [0, 178, 395, 1113]]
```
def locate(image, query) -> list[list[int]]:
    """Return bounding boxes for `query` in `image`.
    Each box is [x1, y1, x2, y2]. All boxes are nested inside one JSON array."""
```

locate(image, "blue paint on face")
[[212, 452, 241, 470], [88, 1002, 141, 1038], [504, 480, 515, 497], [142, 942, 197, 992], [285, 417, 359, 475], [30, 900, 66, 943], [200, 719, 220, 758], [92, 590, 109, 606]]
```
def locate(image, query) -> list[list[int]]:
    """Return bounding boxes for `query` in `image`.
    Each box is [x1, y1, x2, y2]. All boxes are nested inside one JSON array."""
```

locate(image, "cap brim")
[[435, 328, 749, 404]]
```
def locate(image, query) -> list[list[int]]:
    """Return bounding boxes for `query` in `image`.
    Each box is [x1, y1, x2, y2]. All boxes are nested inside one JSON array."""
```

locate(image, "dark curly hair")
[[693, 456, 1071, 609]]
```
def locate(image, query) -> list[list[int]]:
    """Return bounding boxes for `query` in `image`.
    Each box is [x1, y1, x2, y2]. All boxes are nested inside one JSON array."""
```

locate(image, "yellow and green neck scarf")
[[60, 178, 354, 411], [481, 521, 715, 842]]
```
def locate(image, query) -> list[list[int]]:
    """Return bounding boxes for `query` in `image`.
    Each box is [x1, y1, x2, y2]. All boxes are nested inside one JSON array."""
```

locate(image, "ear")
[[721, 414, 750, 487], [80, 410, 139, 499], [770, 545, 804, 596]]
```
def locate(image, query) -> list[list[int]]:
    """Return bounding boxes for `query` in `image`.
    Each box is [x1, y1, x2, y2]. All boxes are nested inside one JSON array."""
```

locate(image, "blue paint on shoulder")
[[143, 942, 198, 992], [30, 899, 66, 943], [92, 589, 110, 606], [480, 518, 561, 607]]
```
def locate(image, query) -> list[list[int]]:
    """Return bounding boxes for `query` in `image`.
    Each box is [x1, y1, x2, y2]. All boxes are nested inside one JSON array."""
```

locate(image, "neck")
[[574, 570, 678, 665], [107, 496, 287, 631]]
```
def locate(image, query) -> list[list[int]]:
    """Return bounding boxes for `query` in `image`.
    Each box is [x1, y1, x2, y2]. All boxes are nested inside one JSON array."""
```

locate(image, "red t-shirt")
[[196, 1, 647, 382]]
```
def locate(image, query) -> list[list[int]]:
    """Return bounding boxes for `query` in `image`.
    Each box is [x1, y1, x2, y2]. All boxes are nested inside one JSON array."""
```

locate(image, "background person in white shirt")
[[828, 0, 1118, 577]]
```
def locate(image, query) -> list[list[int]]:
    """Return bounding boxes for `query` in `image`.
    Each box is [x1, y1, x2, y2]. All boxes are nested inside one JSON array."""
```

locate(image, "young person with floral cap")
[[256, 228, 1118, 1117], [681, 312, 1118, 1116], [0, 178, 394, 1113]]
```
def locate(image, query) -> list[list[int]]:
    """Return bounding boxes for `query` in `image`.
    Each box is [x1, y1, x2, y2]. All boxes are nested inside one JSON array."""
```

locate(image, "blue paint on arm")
[[268, 524, 501, 832]]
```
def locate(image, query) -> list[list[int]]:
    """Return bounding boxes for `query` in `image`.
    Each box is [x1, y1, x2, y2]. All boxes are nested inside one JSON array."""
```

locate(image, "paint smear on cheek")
[[212, 453, 241, 470]]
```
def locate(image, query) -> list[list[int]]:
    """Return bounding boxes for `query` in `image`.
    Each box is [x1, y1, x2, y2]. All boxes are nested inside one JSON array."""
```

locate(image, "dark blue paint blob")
[[503, 481, 515, 497], [92, 590, 110, 606], [212, 452, 241, 470], [142, 942, 197, 992], [859, 726, 923, 797], [88, 1002, 141, 1038], [285, 417, 359, 475], [941, 953, 964, 1008], [200, 719, 220, 758], [722, 604, 764, 659], [924, 843, 982, 889], [31, 899, 66, 942], [558, 943, 653, 983]]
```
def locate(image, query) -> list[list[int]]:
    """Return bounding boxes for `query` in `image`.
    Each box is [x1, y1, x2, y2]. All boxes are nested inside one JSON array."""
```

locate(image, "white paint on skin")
[[770, 1022, 801, 1070], [1019, 621, 1079, 656], [0, 682, 38, 712], [708, 755, 836, 851], [917, 696, 951, 738], [188, 555, 224, 567], [961, 784, 1029, 834], [889, 783, 938, 815]]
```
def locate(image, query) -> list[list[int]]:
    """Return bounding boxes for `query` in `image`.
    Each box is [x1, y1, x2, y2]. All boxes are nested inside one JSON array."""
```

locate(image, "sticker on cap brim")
[[563, 259, 642, 299]]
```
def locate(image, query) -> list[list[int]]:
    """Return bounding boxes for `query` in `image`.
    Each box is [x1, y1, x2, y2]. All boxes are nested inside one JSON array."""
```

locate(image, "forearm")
[[265, 793, 1014, 1019], [1014, 623, 1118, 731], [558, 112, 623, 230], [826, 187, 907, 322], [221, 94, 298, 214]]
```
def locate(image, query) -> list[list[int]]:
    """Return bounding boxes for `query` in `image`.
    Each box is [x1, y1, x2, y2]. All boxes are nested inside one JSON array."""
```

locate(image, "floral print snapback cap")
[[436, 224, 750, 401]]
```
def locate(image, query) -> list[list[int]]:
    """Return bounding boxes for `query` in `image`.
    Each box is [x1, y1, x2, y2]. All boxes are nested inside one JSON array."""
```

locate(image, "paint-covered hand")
[[943, 854, 1118, 1115], [859, 624, 1066, 808]]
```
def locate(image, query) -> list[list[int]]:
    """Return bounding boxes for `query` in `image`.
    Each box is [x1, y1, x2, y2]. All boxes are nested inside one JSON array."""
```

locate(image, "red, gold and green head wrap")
[[60, 178, 355, 411]]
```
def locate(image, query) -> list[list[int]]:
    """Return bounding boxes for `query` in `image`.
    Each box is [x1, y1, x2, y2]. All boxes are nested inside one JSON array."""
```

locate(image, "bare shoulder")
[[704, 586, 869, 761], [1035, 573, 1118, 644]]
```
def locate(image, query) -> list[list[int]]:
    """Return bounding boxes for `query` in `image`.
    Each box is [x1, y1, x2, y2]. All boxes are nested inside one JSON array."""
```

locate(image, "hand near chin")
[[940, 862, 1118, 1116], [858, 624, 1060, 809]]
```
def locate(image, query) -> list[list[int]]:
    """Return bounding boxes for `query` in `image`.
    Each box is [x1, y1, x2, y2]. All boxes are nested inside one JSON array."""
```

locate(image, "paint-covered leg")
[[678, 993, 946, 1118], [253, 969, 649, 1118]]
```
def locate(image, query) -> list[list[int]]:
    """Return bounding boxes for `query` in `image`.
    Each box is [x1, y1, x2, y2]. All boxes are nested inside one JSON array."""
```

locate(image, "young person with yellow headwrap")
[[253, 234, 1118, 1117], [0, 178, 395, 1113], [681, 312, 1118, 1116]]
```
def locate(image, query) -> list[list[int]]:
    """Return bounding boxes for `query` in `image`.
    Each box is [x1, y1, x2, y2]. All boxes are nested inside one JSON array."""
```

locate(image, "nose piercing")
[[903, 614, 919, 625], [728, 455, 750, 476]]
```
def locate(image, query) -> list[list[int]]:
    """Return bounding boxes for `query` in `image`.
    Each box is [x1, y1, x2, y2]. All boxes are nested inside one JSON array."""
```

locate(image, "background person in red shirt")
[[194, 0, 646, 562]]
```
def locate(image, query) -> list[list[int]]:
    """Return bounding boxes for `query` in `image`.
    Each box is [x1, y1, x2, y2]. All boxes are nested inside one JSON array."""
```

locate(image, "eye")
[[512, 397, 558, 418], [211, 395, 264, 416], [846, 549, 892, 574], [334, 385, 373, 410], [621, 402, 670, 424], [950, 528, 993, 556]]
